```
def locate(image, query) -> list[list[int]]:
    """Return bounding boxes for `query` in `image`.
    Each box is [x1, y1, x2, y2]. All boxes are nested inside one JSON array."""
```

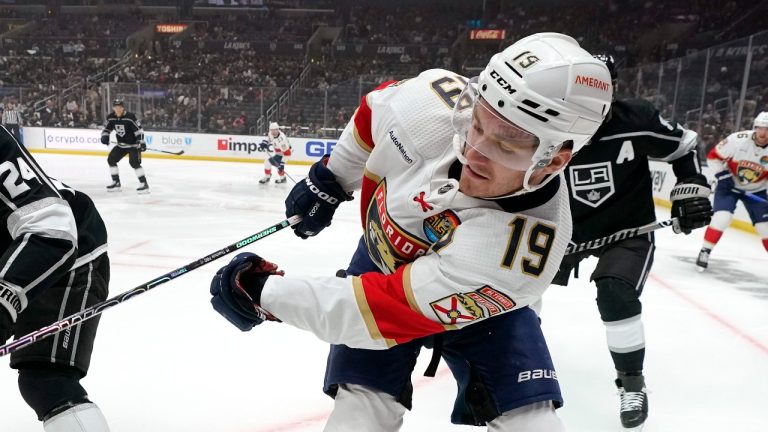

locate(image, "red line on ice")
[[649, 273, 768, 356]]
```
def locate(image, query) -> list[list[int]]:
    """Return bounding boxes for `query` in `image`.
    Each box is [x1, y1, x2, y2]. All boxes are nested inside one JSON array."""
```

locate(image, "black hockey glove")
[[100, 135, 109, 145], [138, 141, 147, 152], [0, 282, 20, 343], [670, 174, 713, 235], [258, 140, 270, 152], [210, 252, 283, 331], [285, 155, 353, 239]]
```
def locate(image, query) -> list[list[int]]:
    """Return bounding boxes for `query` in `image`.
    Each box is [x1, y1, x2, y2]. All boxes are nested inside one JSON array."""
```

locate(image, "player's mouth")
[[463, 164, 489, 180]]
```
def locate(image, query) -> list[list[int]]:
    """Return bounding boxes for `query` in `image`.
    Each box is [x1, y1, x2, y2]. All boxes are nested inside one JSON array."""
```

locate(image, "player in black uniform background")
[[100, 99, 149, 193], [0, 125, 111, 431], [551, 55, 713, 429]]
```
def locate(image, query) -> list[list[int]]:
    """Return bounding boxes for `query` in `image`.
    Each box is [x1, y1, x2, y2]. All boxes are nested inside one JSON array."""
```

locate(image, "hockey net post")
[[566, 218, 679, 255], [0, 215, 302, 357]]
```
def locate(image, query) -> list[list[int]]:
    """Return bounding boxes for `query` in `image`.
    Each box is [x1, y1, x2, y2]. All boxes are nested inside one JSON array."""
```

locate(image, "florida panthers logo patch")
[[365, 179, 429, 274], [736, 161, 764, 184], [430, 285, 516, 325], [568, 162, 615, 208]]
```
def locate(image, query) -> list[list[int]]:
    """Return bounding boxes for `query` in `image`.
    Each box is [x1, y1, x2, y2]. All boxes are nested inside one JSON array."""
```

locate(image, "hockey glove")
[[670, 174, 713, 234], [210, 252, 283, 331], [100, 135, 110, 145], [713, 169, 735, 192], [258, 140, 270, 152], [285, 155, 353, 239], [138, 141, 147, 152], [0, 281, 20, 343]]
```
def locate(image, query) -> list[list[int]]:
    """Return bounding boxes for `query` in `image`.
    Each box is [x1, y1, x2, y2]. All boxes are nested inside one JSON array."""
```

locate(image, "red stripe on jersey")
[[353, 80, 397, 152], [727, 160, 738, 176], [707, 145, 726, 161], [282, 148, 292, 157], [359, 265, 444, 344]]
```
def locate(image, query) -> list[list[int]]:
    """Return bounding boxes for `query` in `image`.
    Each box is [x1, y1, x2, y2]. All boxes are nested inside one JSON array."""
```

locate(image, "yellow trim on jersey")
[[363, 168, 382, 184], [351, 276, 396, 348], [402, 264, 422, 315], [353, 126, 374, 154], [653, 197, 757, 234]]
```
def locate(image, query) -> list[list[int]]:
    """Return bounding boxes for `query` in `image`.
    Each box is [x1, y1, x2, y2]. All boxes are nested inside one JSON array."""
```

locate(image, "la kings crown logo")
[[569, 162, 615, 208]]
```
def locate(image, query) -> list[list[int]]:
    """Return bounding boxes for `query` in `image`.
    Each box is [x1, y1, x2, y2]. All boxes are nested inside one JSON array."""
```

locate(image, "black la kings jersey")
[[0, 126, 107, 315], [101, 111, 144, 148], [564, 99, 701, 243]]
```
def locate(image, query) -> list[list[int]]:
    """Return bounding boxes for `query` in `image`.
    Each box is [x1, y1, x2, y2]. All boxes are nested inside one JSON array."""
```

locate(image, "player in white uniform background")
[[209, 33, 613, 431], [258, 122, 292, 184], [696, 111, 768, 270]]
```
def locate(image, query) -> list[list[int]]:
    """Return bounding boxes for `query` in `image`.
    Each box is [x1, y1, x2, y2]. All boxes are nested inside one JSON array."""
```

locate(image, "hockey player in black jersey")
[[551, 54, 713, 429], [0, 125, 111, 431], [101, 99, 149, 193]]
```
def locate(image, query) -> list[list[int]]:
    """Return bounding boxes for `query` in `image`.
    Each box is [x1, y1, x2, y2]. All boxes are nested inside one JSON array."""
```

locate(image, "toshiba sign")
[[469, 29, 506, 40], [155, 24, 188, 34]]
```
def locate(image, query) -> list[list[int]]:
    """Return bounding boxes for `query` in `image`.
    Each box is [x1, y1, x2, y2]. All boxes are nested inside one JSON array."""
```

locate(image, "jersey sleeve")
[[327, 81, 397, 192], [260, 206, 569, 350], [130, 114, 145, 142], [706, 136, 733, 173], [100, 115, 114, 140], [0, 129, 78, 322]]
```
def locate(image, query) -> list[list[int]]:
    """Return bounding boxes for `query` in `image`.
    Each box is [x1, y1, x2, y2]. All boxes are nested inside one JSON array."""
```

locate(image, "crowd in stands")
[[0, 0, 765, 143]]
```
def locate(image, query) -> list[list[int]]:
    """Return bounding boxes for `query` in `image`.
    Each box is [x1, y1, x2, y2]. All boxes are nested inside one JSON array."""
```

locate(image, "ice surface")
[[1, 154, 765, 431]]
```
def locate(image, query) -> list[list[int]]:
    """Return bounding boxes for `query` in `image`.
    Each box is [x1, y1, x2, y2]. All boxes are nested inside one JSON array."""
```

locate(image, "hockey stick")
[[566, 218, 680, 254], [731, 188, 768, 204], [110, 142, 184, 156], [147, 147, 184, 156], [0, 215, 302, 357]]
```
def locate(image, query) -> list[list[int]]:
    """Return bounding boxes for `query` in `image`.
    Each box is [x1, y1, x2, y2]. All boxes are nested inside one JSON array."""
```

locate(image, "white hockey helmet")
[[453, 32, 612, 192], [269, 122, 280, 130], [753, 112, 768, 128]]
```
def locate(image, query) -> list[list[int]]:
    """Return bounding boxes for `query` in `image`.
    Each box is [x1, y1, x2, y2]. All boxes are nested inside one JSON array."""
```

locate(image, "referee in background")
[[1, 101, 23, 143]]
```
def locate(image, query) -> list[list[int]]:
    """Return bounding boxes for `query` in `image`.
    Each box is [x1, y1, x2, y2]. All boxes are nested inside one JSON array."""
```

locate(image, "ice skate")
[[616, 373, 648, 429], [136, 182, 150, 194], [274, 177, 287, 184], [106, 180, 121, 192], [259, 176, 271, 184], [695, 247, 710, 272]]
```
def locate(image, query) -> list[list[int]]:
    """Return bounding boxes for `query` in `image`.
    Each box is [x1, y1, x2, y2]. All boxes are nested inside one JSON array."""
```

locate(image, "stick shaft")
[[566, 218, 678, 254], [0, 216, 301, 357]]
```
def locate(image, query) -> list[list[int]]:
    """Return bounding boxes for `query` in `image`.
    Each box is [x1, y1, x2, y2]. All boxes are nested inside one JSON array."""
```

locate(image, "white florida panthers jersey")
[[268, 130, 292, 157], [708, 130, 768, 192], [261, 69, 572, 350]]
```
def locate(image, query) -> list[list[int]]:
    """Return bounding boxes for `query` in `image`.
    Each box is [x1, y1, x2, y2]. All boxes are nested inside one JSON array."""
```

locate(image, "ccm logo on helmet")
[[489, 70, 517, 96], [305, 178, 339, 205]]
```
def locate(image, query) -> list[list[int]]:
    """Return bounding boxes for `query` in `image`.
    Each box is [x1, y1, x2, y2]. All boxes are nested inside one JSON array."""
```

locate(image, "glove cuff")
[[670, 182, 710, 202], [311, 156, 353, 203]]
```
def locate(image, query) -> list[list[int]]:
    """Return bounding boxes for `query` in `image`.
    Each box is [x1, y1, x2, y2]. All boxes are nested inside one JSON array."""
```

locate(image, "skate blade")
[[107, 188, 122, 193], [137, 190, 151, 195], [624, 424, 645, 432], [695, 265, 706, 273]]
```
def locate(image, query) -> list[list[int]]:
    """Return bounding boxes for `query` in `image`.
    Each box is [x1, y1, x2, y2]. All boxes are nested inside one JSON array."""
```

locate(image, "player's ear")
[[541, 140, 573, 175]]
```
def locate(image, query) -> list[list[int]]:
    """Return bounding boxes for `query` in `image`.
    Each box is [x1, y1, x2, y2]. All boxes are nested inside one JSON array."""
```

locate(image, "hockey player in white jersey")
[[696, 111, 768, 271], [258, 122, 292, 184], [209, 33, 613, 431]]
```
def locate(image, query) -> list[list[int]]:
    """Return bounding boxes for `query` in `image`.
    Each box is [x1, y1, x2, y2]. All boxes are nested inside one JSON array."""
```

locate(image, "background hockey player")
[[551, 54, 713, 429], [258, 122, 292, 184], [696, 111, 768, 271], [0, 125, 111, 431], [209, 33, 613, 431], [100, 99, 149, 193]]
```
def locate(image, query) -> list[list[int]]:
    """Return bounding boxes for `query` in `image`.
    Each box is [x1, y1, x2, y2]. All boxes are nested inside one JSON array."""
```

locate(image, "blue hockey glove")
[[210, 252, 283, 331], [258, 140, 270, 152], [285, 155, 353, 239], [713, 170, 735, 191], [268, 154, 283, 167], [100, 135, 109, 145], [670, 174, 713, 235]]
